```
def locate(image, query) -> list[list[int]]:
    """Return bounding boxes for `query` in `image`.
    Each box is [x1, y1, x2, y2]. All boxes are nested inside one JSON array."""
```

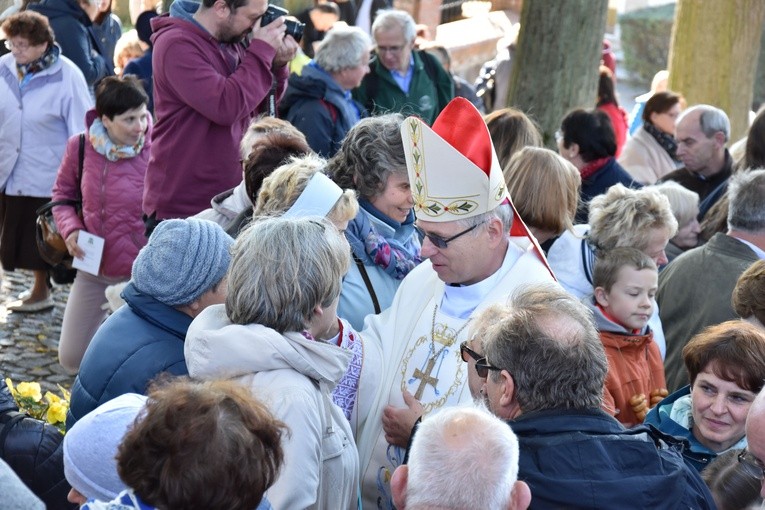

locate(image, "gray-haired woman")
[[280, 25, 371, 157], [329, 114, 423, 330], [184, 216, 373, 510]]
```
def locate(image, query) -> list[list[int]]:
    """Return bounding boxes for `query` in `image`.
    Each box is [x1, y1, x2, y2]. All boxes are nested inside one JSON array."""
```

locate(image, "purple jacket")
[[143, 4, 289, 219], [52, 110, 151, 279]]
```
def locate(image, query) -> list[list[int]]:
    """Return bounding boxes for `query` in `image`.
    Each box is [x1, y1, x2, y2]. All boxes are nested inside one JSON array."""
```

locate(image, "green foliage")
[[619, 3, 675, 86]]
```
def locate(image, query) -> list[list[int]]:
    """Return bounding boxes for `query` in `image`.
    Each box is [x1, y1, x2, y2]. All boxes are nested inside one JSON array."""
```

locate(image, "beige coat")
[[618, 126, 678, 184]]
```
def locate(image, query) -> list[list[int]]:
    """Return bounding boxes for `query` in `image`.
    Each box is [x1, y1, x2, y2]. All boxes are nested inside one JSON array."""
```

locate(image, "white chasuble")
[[370, 305, 471, 509], [357, 239, 558, 510]]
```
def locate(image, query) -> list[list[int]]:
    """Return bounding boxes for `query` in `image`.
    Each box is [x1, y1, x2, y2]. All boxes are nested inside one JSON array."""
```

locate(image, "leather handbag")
[[35, 133, 84, 267]]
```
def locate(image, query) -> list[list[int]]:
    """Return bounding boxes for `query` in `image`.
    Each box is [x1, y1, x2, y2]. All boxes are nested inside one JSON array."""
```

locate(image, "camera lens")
[[285, 19, 305, 43]]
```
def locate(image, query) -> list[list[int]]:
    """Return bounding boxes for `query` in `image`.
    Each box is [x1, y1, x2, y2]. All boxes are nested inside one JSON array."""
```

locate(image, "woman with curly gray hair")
[[184, 216, 364, 510], [328, 114, 423, 330], [546, 183, 678, 357]]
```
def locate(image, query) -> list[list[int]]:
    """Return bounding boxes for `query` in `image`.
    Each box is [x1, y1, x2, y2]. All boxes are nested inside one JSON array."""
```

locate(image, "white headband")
[[283, 172, 344, 218]]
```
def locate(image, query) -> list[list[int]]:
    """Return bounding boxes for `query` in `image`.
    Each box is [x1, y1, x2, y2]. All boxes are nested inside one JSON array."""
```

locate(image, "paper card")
[[72, 231, 104, 276]]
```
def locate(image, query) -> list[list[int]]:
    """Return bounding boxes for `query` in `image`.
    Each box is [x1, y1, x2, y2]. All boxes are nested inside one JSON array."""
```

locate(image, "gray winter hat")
[[131, 218, 233, 306], [63, 393, 148, 501]]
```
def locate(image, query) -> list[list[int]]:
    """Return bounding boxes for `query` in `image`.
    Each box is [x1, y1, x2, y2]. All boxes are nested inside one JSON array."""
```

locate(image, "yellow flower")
[[46, 401, 67, 425], [4, 378, 15, 394], [58, 384, 71, 402], [44, 391, 61, 405], [16, 382, 42, 402]]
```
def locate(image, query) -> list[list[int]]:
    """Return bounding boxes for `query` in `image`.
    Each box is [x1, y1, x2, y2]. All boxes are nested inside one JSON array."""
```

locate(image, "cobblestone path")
[[0, 269, 75, 394]]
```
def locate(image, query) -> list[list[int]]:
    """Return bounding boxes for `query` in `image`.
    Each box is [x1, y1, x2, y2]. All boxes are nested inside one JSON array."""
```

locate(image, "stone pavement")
[[0, 269, 75, 394]]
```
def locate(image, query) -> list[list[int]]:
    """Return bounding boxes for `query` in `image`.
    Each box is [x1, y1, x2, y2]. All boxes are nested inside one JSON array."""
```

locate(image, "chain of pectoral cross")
[[410, 304, 473, 400]]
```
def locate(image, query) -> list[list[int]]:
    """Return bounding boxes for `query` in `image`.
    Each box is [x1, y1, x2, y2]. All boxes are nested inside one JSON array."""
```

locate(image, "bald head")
[[675, 105, 729, 177], [391, 406, 530, 510]]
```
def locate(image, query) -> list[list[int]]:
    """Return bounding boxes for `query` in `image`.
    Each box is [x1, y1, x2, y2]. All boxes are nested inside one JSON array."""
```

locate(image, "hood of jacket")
[[645, 385, 691, 435], [122, 283, 192, 340], [585, 297, 653, 351], [280, 65, 334, 108], [169, 0, 198, 21], [644, 385, 729, 471], [151, 1, 209, 46], [184, 304, 352, 388], [29, 0, 90, 25], [279, 63, 354, 120]]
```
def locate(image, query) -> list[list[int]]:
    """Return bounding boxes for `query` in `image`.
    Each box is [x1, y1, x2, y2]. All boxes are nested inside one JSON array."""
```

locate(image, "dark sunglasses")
[[415, 222, 482, 249], [474, 357, 503, 378], [460, 340, 481, 363], [738, 448, 765, 480]]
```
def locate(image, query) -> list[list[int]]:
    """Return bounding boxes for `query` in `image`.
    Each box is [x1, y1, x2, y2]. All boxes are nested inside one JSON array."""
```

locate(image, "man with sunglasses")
[[356, 98, 556, 509], [478, 284, 715, 509], [745, 389, 765, 499], [352, 9, 453, 125]]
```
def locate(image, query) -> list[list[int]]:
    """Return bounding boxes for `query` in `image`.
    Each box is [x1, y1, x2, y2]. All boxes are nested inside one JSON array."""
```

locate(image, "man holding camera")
[[143, 0, 299, 229]]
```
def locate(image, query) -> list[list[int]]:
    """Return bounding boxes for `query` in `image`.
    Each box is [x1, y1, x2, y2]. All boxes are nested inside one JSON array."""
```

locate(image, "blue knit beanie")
[[131, 219, 233, 306]]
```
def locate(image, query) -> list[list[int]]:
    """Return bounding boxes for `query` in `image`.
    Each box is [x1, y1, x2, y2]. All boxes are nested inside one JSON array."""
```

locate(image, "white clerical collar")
[[439, 241, 522, 319]]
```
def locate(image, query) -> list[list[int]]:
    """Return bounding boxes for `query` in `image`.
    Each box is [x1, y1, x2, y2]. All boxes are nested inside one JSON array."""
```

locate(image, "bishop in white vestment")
[[355, 98, 559, 509]]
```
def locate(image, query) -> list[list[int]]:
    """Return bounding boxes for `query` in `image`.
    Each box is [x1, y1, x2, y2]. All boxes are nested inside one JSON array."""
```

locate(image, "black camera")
[[260, 5, 305, 43]]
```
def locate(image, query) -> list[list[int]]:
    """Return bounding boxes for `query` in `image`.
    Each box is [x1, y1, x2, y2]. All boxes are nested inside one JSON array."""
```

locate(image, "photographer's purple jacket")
[[143, 1, 288, 219]]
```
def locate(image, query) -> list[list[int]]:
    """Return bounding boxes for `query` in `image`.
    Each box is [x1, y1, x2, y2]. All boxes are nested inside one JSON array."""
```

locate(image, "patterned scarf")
[[579, 156, 612, 181], [16, 44, 58, 85], [89, 118, 146, 162], [346, 203, 422, 280], [80, 489, 155, 510], [644, 121, 679, 161]]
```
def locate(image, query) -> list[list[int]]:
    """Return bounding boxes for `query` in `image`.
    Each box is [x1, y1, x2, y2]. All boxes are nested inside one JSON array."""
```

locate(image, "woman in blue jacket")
[[66, 218, 233, 428], [645, 320, 765, 472]]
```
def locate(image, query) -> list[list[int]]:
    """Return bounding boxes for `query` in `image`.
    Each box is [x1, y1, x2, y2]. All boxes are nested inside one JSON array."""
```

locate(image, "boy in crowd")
[[588, 247, 667, 425]]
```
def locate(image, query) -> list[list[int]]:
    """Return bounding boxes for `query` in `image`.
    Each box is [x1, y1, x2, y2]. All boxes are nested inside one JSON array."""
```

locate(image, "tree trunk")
[[506, 0, 609, 147], [668, 0, 765, 142]]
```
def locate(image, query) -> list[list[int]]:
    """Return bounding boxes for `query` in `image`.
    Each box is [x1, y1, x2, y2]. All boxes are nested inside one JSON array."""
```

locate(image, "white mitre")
[[401, 98, 508, 222], [400, 97, 554, 273]]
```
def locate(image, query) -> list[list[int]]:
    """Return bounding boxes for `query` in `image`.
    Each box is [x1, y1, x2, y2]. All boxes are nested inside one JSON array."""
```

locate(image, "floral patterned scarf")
[[345, 202, 422, 280], [89, 118, 145, 162], [16, 44, 58, 86]]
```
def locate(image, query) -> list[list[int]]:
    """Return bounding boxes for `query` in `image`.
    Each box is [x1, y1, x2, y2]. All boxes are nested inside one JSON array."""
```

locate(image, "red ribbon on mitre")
[[430, 98, 555, 278]]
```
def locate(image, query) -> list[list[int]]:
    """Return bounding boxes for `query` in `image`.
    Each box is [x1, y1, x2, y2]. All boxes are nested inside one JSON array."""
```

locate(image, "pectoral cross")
[[412, 356, 439, 400]]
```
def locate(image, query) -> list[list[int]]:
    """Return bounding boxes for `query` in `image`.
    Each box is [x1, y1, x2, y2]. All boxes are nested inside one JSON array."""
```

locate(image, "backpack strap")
[[417, 49, 438, 82], [353, 253, 381, 314], [319, 99, 339, 123]]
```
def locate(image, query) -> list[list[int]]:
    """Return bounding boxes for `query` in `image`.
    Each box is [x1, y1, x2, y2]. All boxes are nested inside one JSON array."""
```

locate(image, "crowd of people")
[[2, 1, 765, 509]]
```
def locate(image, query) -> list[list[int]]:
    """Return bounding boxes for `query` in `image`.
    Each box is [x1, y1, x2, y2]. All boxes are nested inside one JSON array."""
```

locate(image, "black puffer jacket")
[[0, 379, 75, 509]]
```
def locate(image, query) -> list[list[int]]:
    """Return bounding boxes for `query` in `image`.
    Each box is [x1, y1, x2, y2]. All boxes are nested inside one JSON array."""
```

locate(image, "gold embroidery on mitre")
[[407, 119, 428, 210], [494, 182, 506, 201]]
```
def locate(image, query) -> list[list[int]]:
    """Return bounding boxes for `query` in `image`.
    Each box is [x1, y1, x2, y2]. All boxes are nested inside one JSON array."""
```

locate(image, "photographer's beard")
[[218, 24, 252, 44]]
